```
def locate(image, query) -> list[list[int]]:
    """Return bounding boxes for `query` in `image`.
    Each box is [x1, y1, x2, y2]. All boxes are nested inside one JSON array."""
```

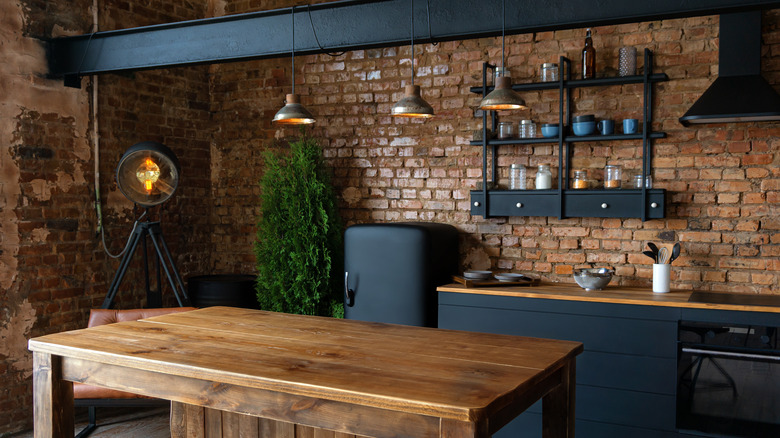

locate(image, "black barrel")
[[187, 274, 257, 308]]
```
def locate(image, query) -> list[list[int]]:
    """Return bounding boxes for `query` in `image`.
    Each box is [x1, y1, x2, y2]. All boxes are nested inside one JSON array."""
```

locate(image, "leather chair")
[[74, 307, 196, 438]]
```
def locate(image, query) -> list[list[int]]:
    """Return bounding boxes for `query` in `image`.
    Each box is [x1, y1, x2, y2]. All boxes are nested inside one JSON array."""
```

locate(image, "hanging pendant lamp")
[[391, 0, 434, 118], [273, 7, 315, 125], [479, 0, 526, 111]]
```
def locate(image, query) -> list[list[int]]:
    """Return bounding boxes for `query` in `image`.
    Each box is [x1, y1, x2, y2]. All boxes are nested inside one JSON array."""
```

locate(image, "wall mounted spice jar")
[[498, 121, 514, 139], [520, 120, 536, 138], [536, 164, 552, 189], [604, 165, 621, 189], [572, 170, 588, 189], [509, 164, 526, 190], [541, 63, 558, 82]]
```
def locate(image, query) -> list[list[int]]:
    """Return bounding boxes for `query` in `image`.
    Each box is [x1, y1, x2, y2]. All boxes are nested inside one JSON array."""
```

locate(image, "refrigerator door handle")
[[344, 271, 355, 307]]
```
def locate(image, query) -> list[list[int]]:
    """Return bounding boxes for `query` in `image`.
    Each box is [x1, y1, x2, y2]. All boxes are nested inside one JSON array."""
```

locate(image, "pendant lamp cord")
[[501, 0, 505, 72], [291, 6, 295, 95], [410, 0, 415, 87]]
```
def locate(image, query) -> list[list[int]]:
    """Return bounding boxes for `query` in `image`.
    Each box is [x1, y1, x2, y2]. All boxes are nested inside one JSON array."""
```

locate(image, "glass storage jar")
[[632, 174, 652, 189], [520, 120, 536, 138], [572, 170, 588, 189], [536, 164, 552, 189], [509, 164, 526, 190], [498, 122, 514, 139], [604, 165, 622, 189], [541, 63, 558, 82]]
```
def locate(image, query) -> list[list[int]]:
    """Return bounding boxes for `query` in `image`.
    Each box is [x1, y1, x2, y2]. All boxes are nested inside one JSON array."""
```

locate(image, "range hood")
[[679, 11, 780, 126]]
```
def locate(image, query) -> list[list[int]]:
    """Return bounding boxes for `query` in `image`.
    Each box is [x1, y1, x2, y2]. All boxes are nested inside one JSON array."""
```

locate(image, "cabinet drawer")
[[470, 190, 559, 217], [439, 304, 678, 357], [564, 189, 665, 218], [579, 351, 676, 394]]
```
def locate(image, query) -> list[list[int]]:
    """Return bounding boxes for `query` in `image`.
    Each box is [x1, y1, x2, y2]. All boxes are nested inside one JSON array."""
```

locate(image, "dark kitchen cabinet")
[[438, 291, 680, 437], [438, 290, 780, 438], [470, 49, 668, 221]]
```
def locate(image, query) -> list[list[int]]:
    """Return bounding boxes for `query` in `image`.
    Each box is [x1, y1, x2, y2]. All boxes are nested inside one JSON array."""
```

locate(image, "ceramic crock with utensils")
[[645, 242, 680, 293]]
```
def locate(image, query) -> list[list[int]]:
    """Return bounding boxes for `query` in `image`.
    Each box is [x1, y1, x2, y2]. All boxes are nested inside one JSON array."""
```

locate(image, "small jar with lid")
[[541, 63, 558, 82], [535, 164, 553, 189], [509, 164, 527, 190], [572, 170, 588, 189], [631, 174, 653, 189], [498, 122, 514, 139], [520, 120, 536, 138], [604, 165, 622, 189]]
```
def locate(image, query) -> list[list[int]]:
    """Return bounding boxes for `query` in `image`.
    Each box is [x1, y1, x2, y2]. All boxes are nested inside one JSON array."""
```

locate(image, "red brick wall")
[[0, 0, 212, 433], [2, 1, 780, 434], [210, 3, 779, 294]]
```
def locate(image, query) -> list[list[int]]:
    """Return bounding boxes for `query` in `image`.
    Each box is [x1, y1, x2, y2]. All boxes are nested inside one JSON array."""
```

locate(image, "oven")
[[677, 320, 780, 437]]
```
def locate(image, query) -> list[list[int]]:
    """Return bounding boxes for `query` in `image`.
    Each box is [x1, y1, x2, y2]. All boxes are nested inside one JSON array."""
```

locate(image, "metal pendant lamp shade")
[[479, 0, 525, 111], [480, 76, 526, 110], [392, 85, 434, 118], [273, 7, 315, 125], [273, 93, 315, 125], [392, 0, 434, 118]]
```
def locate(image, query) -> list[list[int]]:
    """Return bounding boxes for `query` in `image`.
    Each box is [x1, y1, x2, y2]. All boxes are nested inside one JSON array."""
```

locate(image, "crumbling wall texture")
[[1, 0, 212, 434]]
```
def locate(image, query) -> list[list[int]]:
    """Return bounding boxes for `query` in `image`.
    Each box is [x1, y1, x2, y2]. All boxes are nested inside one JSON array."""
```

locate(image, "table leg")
[[33, 352, 73, 438], [542, 360, 576, 438]]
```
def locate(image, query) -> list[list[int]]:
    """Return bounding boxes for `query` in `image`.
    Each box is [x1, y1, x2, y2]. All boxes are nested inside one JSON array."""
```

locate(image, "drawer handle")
[[601, 203, 608, 209], [473, 201, 481, 207], [516, 202, 523, 208], [651, 202, 659, 208]]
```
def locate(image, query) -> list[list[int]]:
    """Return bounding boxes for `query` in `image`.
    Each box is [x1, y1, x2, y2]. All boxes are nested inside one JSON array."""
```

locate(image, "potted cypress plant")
[[254, 135, 344, 318]]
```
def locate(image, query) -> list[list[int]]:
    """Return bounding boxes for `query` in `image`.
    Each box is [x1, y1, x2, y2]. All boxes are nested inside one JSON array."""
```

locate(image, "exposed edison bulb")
[[136, 158, 160, 193]]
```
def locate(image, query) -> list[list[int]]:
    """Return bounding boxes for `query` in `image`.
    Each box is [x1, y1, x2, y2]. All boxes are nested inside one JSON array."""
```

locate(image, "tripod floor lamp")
[[101, 141, 191, 309]]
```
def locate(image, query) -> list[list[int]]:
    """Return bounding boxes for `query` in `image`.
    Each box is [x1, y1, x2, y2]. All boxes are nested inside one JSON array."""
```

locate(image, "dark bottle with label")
[[582, 28, 595, 79]]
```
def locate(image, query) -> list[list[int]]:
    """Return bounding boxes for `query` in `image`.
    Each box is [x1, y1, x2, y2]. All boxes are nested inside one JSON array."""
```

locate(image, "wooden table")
[[29, 307, 582, 438]]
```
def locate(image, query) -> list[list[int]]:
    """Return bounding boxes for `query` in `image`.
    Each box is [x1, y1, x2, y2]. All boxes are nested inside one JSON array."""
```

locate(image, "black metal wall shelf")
[[469, 132, 666, 146], [471, 49, 668, 222], [468, 72, 669, 94]]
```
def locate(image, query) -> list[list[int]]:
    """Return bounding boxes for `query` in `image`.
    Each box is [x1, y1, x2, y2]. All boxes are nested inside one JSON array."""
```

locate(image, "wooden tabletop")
[[29, 306, 583, 424], [437, 283, 780, 313]]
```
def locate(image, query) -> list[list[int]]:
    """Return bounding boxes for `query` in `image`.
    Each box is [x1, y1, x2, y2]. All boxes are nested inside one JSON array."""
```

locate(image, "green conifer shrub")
[[254, 135, 343, 318]]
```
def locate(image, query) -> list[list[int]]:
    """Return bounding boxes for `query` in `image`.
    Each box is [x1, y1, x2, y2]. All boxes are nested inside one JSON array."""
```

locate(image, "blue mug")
[[597, 120, 614, 135], [623, 118, 638, 134]]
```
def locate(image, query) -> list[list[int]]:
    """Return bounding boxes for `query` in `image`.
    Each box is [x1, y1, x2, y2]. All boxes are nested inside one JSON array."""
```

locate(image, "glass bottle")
[[582, 28, 596, 79], [509, 164, 526, 190], [604, 165, 621, 189], [572, 170, 588, 189], [536, 164, 552, 190]]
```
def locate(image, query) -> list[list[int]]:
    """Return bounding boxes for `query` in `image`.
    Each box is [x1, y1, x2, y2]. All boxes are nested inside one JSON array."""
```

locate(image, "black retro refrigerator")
[[343, 222, 458, 327]]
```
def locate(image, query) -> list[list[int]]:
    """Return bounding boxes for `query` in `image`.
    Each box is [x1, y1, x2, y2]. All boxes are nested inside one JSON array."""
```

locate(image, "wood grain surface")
[[30, 307, 582, 438], [438, 283, 780, 313]]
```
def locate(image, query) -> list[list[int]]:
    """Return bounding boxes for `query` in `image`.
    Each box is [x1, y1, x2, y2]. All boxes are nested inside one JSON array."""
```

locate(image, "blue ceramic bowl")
[[572, 121, 596, 136], [541, 124, 559, 138]]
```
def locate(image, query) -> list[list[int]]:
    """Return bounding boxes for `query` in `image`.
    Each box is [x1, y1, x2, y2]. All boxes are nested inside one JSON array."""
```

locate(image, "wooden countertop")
[[437, 283, 780, 314]]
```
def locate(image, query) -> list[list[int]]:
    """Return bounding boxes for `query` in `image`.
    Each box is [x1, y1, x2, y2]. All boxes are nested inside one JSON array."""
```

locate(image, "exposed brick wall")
[[3, 0, 780, 434], [210, 2, 779, 294], [0, 0, 212, 434]]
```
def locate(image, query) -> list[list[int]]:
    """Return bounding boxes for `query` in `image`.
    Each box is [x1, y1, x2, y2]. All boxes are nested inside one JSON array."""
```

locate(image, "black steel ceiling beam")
[[49, 0, 780, 86]]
